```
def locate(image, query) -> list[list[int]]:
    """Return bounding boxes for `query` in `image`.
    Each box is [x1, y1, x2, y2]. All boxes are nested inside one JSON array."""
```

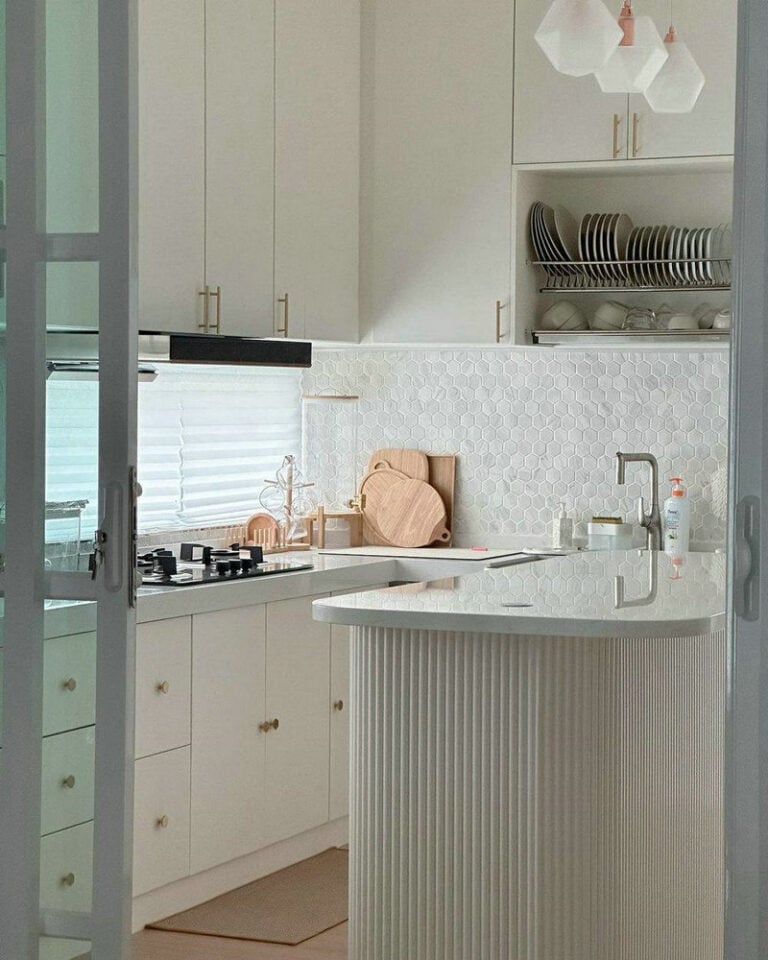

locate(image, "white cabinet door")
[[135, 617, 192, 760], [264, 596, 331, 845], [133, 747, 191, 896], [513, 0, 628, 164], [138, 0, 206, 332], [41, 728, 95, 836], [361, 0, 514, 343], [191, 606, 267, 873], [206, 0, 275, 337], [42, 632, 96, 737], [627, 0, 736, 160], [329, 624, 351, 822], [39, 821, 94, 912], [274, 0, 360, 342]]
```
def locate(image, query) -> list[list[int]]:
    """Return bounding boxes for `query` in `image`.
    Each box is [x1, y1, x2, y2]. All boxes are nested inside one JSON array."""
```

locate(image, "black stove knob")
[[229, 559, 242, 575], [216, 561, 229, 576], [241, 558, 253, 573]]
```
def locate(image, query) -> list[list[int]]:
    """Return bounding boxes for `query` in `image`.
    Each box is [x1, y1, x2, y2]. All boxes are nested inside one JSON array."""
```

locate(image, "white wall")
[[303, 346, 730, 549]]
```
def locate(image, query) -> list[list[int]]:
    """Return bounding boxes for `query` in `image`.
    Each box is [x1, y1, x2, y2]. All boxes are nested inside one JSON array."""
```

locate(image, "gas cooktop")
[[138, 543, 313, 587]]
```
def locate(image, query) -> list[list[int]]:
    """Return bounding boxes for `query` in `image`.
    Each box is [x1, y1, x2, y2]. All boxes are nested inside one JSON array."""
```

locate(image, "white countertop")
[[313, 550, 727, 638]]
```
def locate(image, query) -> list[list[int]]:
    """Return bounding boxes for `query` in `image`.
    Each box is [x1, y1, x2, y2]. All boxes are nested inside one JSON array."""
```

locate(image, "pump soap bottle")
[[552, 503, 573, 549], [663, 477, 691, 554]]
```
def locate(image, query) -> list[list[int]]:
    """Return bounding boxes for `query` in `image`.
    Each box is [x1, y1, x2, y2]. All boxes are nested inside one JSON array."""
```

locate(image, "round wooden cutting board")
[[376, 478, 450, 547], [359, 467, 408, 545]]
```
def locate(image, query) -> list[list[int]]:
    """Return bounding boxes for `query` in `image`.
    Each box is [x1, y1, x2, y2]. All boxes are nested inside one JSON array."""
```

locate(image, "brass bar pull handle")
[[495, 300, 506, 343], [277, 293, 289, 337], [209, 286, 221, 333], [632, 112, 640, 157], [612, 113, 623, 159], [198, 285, 211, 331]]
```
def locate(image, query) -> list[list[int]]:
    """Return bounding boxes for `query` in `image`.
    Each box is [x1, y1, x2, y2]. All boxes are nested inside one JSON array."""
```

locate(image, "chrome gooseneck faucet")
[[615, 452, 662, 551]]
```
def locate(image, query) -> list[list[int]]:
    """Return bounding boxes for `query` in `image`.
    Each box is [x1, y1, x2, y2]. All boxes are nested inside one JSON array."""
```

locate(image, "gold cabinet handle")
[[333, 699, 344, 712], [209, 285, 222, 333], [61, 873, 76, 888], [156, 815, 169, 829], [495, 300, 507, 343], [62, 677, 77, 692], [199, 285, 211, 331], [612, 113, 623, 159], [62, 775, 76, 789], [156, 680, 170, 695], [259, 718, 280, 732], [276, 293, 289, 337], [632, 111, 641, 157]]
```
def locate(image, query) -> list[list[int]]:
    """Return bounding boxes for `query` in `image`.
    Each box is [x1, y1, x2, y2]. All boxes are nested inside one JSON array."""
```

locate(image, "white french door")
[[725, 0, 768, 957], [0, 2, 137, 959]]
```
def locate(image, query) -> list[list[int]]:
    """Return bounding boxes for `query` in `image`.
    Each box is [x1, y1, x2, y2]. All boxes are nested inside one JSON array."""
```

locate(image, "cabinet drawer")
[[133, 746, 191, 896], [41, 728, 95, 836], [135, 617, 192, 758], [40, 821, 93, 912], [43, 632, 97, 736]]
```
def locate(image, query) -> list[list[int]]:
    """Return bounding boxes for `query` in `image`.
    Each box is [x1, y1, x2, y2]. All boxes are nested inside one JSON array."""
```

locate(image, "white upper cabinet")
[[206, 0, 276, 336], [626, 0, 736, 160], [138, 0, 206, 332], [274, 0, 361, 342], [139, 0, 274, 337], [359, 0, 515, 343], [513, 0, 736, 165]]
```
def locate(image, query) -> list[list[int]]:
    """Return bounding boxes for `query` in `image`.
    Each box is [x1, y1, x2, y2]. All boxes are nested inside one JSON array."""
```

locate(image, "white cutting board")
[[318, 546, 526, 561]]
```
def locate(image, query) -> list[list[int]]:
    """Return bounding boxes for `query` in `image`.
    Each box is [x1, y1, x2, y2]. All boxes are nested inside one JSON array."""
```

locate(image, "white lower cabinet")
[[41, 727, 95, 836], [135, 617, 192, 760], [40, 821, 94, 912], [190, 605, 267, 874], [263, 595, 331, 847], [133, 747, 191, 896], [42, 632, 96, 737]]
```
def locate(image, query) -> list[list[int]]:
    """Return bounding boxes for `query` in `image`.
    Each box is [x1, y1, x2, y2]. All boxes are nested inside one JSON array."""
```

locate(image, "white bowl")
[[539, 300, 588, 331], [590, 300, 628, 330], [712, 309, 732, 330], [667, 312, 698, 330]]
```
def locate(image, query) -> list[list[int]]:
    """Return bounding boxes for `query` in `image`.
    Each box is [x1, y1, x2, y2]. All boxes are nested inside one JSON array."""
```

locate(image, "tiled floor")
[[132, 923, 347, 959]]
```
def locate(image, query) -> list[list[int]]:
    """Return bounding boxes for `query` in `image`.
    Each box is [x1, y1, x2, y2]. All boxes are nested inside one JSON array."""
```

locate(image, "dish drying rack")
[[528, 257, 732, 293]]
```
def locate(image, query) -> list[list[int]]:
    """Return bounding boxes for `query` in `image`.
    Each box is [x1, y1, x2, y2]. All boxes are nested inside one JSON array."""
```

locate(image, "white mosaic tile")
[[302, 348, 730, 549]]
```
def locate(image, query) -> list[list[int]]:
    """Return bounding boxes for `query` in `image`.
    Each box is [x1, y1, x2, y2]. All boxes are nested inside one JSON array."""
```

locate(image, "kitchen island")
[[313, 550, 726, 960]]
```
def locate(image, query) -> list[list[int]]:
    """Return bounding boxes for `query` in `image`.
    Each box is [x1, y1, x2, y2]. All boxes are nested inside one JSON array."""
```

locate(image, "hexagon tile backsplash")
[[302, 348, 730, 549]]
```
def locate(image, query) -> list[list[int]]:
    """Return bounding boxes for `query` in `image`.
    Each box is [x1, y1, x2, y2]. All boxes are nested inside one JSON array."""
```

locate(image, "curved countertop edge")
[[311, 601, 726, 639]]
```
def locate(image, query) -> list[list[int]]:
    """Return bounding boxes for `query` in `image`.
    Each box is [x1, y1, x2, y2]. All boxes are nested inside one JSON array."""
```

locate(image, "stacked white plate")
[[529, 202, 580, 278], [577, 212, 634, 282], [530, 202, 732, 289]]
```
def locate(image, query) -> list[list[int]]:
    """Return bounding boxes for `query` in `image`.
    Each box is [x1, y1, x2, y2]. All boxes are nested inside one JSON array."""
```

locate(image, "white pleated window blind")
[[45, 380, 99, 531], [137, 365, 302, 531]]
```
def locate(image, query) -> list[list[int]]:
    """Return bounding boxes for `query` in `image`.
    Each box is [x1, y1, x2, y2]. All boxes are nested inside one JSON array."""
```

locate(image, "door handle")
[[612, 113, 623, 159], [734, 495, 760, 622], [632, 111, 641, 158], [277, 293, 289, 337]]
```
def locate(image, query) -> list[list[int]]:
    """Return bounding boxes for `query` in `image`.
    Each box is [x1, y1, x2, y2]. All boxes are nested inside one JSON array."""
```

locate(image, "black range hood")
[[138, 331, 312, 368]]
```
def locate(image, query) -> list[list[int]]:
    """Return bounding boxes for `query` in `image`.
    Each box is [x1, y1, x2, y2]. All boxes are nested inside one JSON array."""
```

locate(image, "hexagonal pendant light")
[[535, 0, 624, 78], [644, 26, 705, 113], [594, 2, 668, 94]]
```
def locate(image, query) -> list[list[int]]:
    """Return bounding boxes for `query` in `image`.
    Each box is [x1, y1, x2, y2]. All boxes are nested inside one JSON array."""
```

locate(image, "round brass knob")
[[156, 681, 170, 694], [156, 815, 169, 829], [61, 873, 76, 887], [62, 678, 77, 692], [333, 699, 344, 712], [62, 775, 76, 789], [259, 720, 271, 733], [271, 718, 279, 731]]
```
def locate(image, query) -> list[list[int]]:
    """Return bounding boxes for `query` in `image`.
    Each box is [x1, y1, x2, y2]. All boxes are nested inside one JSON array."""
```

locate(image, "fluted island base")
[[349, 626, 725, 960]]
